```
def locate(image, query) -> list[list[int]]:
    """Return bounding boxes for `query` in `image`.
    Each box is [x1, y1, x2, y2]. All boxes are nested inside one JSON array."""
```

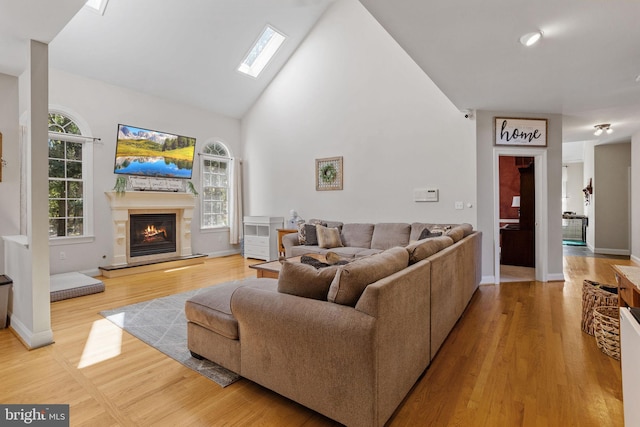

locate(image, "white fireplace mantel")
[[105, 191, 196, 265]]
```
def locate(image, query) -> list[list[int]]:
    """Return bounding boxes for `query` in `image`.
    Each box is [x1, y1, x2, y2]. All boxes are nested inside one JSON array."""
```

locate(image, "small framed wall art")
[[495, 117, 547, 147], [316, 156, 343, 191]]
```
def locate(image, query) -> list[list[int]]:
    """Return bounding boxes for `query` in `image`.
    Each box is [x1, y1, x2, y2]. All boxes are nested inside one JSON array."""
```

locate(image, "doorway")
[[493, 148, 548, 284], [498, 156, 535, 282]]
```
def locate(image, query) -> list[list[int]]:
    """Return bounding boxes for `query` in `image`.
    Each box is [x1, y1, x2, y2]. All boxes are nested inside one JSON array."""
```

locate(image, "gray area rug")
[[100, 283, 242, 387]]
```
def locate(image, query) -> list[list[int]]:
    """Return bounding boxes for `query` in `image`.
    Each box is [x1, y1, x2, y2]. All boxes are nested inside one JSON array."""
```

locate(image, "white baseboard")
[[631, 254, 640, 265], [545, 273, 565, 282], [204, 249, 241, 258], [8, 314, 54, 349], [593, 247, 631, 256], [481, 275, 496, 285]]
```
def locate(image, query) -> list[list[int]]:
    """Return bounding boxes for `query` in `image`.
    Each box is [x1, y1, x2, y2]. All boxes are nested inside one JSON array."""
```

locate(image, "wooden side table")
[[612, 265, 640, 307], [277, 228, 298, 257]]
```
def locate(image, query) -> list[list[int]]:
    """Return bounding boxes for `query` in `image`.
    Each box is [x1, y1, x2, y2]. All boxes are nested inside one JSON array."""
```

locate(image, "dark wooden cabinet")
[[500, 227, 535, 267], [501, 162, 535, 267]]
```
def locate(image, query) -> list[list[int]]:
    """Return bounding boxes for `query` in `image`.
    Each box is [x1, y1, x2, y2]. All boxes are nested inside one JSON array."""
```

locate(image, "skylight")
[[85, 0, 109, 15], [238, 26, 286, 78]]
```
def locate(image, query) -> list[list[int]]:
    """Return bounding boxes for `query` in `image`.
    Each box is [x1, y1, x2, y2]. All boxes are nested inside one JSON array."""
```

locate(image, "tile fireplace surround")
[[105, 191, 196, 266]]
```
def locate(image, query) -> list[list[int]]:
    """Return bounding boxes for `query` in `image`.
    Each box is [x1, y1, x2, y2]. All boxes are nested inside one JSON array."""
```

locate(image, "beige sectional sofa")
[[185, 221, 481, 427], [282, 220, 464, 259]]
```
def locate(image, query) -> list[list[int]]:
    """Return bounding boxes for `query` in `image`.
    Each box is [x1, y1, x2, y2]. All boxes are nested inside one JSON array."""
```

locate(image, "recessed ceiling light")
[[238, 26, 286, 78], [520, 31, 542, 47]]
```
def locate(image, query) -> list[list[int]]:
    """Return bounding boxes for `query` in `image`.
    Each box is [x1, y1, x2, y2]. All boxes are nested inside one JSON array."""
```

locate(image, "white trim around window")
[[47, 108, 95, 241]]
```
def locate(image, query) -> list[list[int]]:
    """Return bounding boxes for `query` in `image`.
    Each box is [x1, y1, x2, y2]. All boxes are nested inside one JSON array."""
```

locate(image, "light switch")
[[455, 201, 464, 210]]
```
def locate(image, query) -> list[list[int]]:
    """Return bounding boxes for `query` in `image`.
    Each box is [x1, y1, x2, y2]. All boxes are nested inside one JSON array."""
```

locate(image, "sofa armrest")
[[231, 287, 377, 426], [282, 231, 300, 257], [354, 260, 432, 424]]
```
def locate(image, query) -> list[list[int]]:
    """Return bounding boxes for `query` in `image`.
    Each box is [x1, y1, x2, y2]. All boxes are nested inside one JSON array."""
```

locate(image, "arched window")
[[201, 141, 231, 228], [48, 112, 93, 240]]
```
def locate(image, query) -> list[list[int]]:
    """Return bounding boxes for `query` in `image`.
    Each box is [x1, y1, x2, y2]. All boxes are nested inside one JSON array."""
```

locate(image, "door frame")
[[493, 147, 548, 283]]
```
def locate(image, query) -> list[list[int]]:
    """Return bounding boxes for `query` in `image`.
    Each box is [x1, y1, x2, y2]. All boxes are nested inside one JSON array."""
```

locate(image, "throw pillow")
[[297, 220, 324, 245], [327, 247, 409, 307], [297, 222, 307, 245], [277, 261, 339, 300], [316, 225, 344, 249], [406, 236, 454, 264], [459, 223, 474, 237], [445, 227, 465, 242], [304, 224, 321, 245], [418, 228, 443, 240]]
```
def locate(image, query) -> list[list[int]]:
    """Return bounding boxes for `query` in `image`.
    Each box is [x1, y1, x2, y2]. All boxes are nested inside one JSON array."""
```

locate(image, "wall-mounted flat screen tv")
[[114, 124, 196, 179]]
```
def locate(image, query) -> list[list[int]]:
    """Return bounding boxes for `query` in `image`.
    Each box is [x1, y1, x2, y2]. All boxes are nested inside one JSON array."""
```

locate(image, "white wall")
[[476, 110, 564, 283], [48, 69, 242, 274], [632, 131, 640, 263], [594, 142, 631, 255], [583, 141, 595, 248], [0, 73, 20, 274], [241, 0, 477, 226]]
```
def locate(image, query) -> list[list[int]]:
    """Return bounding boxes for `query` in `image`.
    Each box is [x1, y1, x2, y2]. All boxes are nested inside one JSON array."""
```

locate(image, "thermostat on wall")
[[414, 188, 439, 202]]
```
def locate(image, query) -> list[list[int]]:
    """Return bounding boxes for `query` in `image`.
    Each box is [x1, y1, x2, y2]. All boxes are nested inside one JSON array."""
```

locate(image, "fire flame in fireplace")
[[142, 225, 167, 243]]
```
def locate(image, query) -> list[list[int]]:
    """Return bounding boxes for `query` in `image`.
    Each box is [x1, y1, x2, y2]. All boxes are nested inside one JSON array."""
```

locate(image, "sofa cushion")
[[445, 226, 465, 243], [277, 261, 339, 300], [341, 223, 375, 248], [406, 235, 455, 264], [289, 245, 368, 258], [317, 225, 344, 249], [370, 223, 411, 250], [354, 248, 384, 257], [327, 246, 409, 306], [185, 279, 277, 340], [459, 223, 474, 237]]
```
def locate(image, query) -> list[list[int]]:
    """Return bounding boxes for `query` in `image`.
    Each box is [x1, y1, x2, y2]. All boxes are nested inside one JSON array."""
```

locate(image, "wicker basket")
[[593, 306, 620, 360], [581, 280, 618, 335]]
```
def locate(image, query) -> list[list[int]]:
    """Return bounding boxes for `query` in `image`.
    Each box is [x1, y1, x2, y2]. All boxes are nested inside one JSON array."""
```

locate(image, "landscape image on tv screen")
[[114, 124, 196, 179]]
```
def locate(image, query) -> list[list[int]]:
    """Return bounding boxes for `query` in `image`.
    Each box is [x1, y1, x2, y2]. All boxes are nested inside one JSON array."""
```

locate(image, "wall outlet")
[[59, 252, 66, 260]]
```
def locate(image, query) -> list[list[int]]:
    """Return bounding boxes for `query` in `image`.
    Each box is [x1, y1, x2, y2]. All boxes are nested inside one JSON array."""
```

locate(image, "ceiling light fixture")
[[593, 123, 613, 136], [520, 31, 542, 47]]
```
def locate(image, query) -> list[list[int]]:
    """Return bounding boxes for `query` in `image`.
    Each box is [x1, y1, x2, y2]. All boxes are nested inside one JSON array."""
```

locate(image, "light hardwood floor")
[[0, 254, 629, 426]]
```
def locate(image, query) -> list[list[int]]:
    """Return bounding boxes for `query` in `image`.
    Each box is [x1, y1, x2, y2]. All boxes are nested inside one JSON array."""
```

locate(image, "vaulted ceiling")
[[2, 0, 640, 148], [359, 0, 640, 146]]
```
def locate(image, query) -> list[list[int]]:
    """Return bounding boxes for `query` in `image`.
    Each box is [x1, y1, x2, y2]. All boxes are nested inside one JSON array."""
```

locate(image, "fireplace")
[[129, 213, 177, 258], [106, 191, 196, 266]]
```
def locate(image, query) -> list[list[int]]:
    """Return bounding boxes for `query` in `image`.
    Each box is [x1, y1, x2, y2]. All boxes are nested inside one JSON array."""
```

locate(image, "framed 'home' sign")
[[495, 117, 547, 147]]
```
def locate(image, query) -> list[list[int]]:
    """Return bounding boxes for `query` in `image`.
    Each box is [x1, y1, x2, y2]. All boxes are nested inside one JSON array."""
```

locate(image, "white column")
[[5, 40, 53, 348]]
